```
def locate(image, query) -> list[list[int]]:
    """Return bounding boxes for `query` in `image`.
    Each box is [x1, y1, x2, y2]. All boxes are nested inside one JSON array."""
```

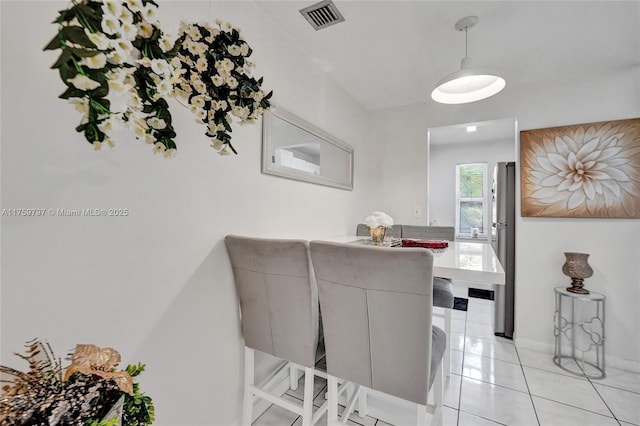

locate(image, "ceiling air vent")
[[299, 0, 345, 31]]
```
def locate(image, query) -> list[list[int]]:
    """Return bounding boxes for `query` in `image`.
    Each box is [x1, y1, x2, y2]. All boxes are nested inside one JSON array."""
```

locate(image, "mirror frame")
[[262, 107, 354, 190]]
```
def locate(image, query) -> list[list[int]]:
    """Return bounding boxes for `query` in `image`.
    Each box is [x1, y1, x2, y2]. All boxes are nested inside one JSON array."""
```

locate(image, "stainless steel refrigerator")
[[492, 162, 516, 339]]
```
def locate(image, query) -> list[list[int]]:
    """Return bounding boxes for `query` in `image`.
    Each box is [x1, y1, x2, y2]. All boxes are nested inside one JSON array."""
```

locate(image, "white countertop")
[[317, 236, 505, 285]]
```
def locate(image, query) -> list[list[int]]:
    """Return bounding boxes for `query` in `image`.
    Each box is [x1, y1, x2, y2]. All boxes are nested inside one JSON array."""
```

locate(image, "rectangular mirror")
[[262, 107, 354, 190]]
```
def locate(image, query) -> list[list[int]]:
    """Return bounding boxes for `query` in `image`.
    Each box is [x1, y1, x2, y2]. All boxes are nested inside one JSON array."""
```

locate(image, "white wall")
[[429, 138, 515, 228], [0, 2, 373, 424], [369, 66, 640, 369]]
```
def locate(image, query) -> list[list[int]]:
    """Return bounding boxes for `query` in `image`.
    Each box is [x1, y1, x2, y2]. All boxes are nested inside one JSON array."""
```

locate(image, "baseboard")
[[514, 338, 640, 373]]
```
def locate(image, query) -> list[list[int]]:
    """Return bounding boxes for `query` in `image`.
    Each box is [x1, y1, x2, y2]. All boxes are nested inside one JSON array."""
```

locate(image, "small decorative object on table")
[[402, 239, 449, 249], [363, 211, 394, 244], [562, 252, 593, 294], [0, 339, 154, 425]]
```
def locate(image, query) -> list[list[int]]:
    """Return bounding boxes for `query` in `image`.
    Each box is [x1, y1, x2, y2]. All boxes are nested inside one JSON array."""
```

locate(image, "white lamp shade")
[[431, 66, 506, 104], [431, 56, 507, 104]]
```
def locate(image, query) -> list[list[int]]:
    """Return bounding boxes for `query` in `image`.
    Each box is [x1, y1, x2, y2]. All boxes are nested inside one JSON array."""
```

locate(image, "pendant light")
[[431, 16, 505, 104]]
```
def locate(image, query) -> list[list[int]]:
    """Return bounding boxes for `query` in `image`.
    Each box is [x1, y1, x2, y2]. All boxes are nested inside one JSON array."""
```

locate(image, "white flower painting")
[[521, 118, 640, 218]]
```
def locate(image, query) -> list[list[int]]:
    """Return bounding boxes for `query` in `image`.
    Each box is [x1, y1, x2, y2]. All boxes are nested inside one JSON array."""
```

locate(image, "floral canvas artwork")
[[520, 118, 640, 218]]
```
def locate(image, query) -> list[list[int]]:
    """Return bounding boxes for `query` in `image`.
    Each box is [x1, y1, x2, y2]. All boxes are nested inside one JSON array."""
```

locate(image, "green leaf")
[[61, 26, 97, 49], [58, 62, 76, 82], [59, 86, 86, 99], [68, 46, 101, 58], [51, 49, 73, 69], [43, 33, 63, 51]]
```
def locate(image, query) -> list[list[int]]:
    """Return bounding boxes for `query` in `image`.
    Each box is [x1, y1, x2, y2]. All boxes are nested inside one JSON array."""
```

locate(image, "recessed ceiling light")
[[467, 125, 477, 132]]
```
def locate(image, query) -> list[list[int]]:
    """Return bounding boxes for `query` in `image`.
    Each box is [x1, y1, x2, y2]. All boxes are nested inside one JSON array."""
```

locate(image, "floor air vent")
[[300, 0, 345, 31]]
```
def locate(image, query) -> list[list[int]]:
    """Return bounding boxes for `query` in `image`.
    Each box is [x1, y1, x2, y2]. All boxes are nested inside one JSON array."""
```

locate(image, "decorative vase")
[[369, 226, 387, 244], [562, 252, 593, 294]]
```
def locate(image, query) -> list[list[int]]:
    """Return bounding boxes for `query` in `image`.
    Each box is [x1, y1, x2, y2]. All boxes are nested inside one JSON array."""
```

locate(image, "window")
[[455, 163, 489, 238]]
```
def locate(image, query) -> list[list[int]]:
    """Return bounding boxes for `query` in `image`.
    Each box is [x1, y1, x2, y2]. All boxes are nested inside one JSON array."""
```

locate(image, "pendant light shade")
[[431, 16, 505, 104]]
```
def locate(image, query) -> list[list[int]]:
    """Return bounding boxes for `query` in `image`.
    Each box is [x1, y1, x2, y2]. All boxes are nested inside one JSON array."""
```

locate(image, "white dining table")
[[322, 236, 505, 286]]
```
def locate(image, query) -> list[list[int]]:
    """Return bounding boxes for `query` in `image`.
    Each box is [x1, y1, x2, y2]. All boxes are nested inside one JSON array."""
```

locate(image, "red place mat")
[[401, 239, 449, 249]]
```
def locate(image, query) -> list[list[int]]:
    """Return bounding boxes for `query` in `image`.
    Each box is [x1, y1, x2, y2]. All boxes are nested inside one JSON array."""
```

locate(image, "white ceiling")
[[254, 1, 640, 112]]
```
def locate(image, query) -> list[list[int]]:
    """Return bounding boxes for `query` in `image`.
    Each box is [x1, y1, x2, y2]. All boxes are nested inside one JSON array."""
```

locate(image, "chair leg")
[[242, 347, 254, 426], [327, 375, 339, 426], [299, 367, 314, 426], [444, 308, 451, 378], [417, 404, 427, 426], [357, 387, 367, 418], [431, 364, 444, 426], [290, 363, 299, 390]]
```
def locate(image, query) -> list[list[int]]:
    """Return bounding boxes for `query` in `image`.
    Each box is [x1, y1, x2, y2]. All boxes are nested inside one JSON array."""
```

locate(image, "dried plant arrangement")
[[0, 339, 154, 426]]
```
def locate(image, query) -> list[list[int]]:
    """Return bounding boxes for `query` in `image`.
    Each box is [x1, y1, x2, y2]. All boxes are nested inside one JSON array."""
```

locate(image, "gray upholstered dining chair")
[[224, 235, 327, 426], [401, 225, 455, 378], [310, 241, 445, 426], [356, 223, 402, 238]]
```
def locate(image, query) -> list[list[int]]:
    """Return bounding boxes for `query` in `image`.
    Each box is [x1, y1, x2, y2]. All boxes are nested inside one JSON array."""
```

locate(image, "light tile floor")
[[254, 286, 640, 426]]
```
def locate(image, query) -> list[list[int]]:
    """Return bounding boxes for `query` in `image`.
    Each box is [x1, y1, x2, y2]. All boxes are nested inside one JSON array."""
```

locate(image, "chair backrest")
[[356, 223, 402, 238], [402, 225, 455, 241], [225, 235, 319, 368], [309, 241, 435, 405]]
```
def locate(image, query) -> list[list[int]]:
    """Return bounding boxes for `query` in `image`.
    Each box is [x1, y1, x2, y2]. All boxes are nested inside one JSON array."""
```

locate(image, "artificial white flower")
[[124, 0, 143, 11], [215, 18, 222, 26], [195, 57, 208, 72], [224, 22, 234, 32], [192, 79, 207, 94], [102, 1, 122, 19], [153, 142, 165, 154], [150, 59, 171, 77], [228, 44, 241, 56], [111, 39, 134, 56], [144, 133, 156, 144], [164, 148, 176, 158], [147, 117, 167, 130], [108, 78, 128, 93], [156, 79, 173, 97], [160, 34, 175, 52], [134, 125, 147, 139], [67, 74, 101, 91], [240, 43, 249, 56], [120, 21, 138, 40], [231, 106, 249, 120], [187, 26, 202, 40], [101, 14, 121, 35], [80, 53, 107, 69], [212, 75, 225, 87], [364, 211, 394, 229], [119, 7, 133, 25], [227, 76, 238, 89], [191, 95, 206, 108], [138, 22, 154, 38], [137, 58, 153, 69], [212, 138, 225, 151], [217, 100, 228, 111], [93, 141, 103, 151], [127, 93, 143, 110], [69, 97, 90, 114], [86, 30, 110, 50], [98, 117, 120, 133], [142, 4, 159, 24], [107, 50, 126, 65]]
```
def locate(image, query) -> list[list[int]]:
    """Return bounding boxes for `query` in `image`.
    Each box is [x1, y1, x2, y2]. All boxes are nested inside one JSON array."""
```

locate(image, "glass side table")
[[553, 287, 605, 378]]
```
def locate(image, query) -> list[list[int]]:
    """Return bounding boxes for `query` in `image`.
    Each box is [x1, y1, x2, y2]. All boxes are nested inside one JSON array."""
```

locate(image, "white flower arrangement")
[[45, 0, 179, 157], [364, 211, 394, 229], [172, 20, 273, 155]]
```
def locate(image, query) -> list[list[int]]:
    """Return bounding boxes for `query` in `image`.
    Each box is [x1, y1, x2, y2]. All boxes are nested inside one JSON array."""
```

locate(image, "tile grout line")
[[584, 369, 623, 424], [514, 345, 542, 426]]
